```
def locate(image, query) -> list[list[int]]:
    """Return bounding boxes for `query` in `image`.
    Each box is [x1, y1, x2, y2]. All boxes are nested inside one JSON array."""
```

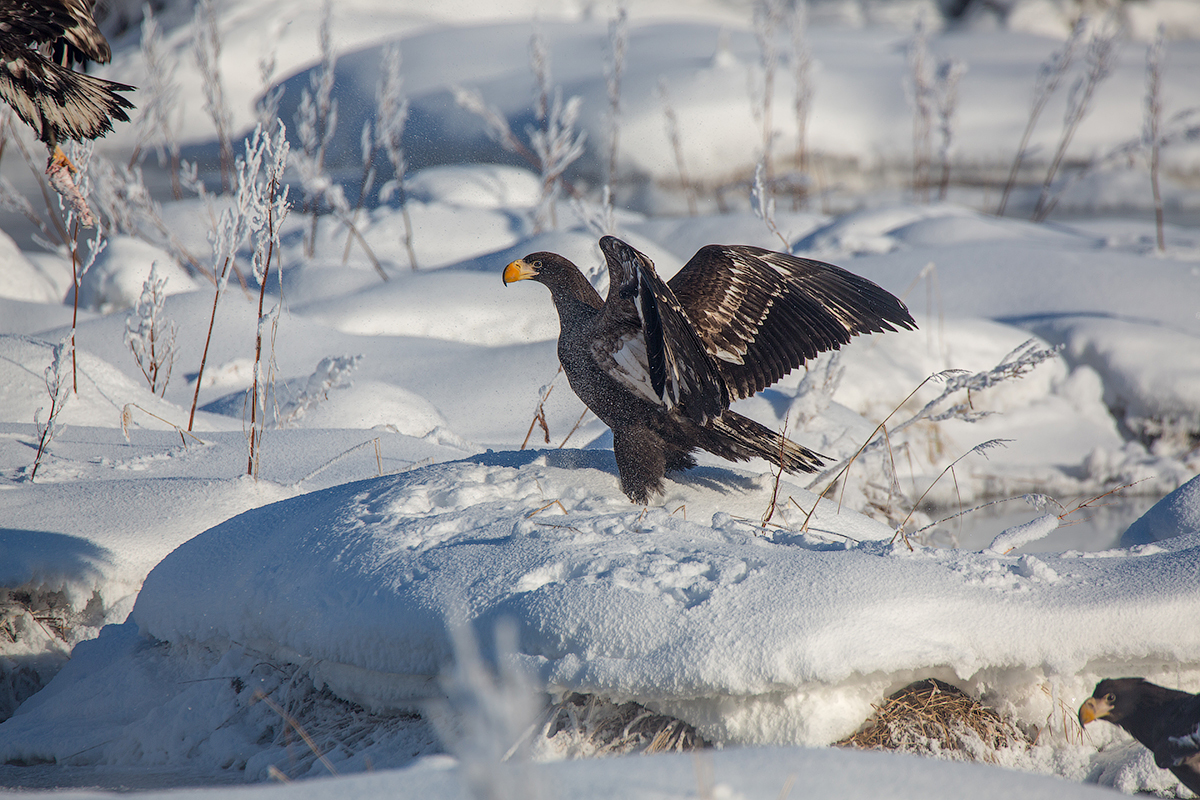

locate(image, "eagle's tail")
[[0, 53, 134, 145], [702, 411, 826, 474]]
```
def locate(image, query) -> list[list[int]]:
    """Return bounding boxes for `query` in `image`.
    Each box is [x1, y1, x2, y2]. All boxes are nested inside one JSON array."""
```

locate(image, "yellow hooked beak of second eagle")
[[1078, 695, 1113, 726], [503, 259, 537, 285]]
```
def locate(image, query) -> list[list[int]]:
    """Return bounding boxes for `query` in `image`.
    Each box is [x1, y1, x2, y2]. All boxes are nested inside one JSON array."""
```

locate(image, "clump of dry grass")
[[542, 693, 709, 757], [837, 679, 1029, 763]]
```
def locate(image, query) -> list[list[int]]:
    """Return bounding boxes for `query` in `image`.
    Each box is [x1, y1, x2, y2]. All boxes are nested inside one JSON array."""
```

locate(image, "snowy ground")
[[2, 0, 1200, 797]]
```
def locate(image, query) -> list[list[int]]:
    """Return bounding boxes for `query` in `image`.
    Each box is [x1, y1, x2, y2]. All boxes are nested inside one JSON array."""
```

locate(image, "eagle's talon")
[[46, 144, 76, 176]]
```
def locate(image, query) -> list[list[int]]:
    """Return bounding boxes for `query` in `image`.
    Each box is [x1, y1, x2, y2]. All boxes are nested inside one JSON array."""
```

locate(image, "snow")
[[1122, 473, 1200, 546], [1, 0, 1200, 797]]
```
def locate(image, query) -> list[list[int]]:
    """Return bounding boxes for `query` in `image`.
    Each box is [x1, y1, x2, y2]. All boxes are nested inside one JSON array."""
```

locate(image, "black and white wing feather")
[[667, 245, 917, 401], [0, 0, 133, 145], [595, 235, 729, 423]]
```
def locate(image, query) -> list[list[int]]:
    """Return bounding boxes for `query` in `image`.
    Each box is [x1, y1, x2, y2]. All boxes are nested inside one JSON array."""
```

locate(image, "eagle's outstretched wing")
[[668, 245, 917, 401]]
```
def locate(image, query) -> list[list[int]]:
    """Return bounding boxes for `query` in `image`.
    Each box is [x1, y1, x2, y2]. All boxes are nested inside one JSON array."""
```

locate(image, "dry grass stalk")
[[1032, 21, 1120, 222], [543, 693, 709, 757], [908, 17, 934, 203], [997, 19, 1085, 216], [752, 0, 783, 183], [891, 439, 1011, 545], [557, 407, 590, 448], [521, 368, 561, 449], [253, 690, 340, 777], [788, 0, 812, 206], [837, 679, 1029, 763], [120, 403, 205, 448], [658, 80, 698, 216], [761, 413, 791, 526]]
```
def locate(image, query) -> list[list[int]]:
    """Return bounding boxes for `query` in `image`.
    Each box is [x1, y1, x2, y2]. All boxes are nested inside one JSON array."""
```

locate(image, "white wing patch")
[[599, 331, 663, 407]]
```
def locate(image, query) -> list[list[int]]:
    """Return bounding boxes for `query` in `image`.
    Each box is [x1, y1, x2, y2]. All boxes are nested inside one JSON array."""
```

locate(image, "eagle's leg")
[[612, 426, 666, 505], [46, 143, 76, 176], [45, 143, 96, 227]]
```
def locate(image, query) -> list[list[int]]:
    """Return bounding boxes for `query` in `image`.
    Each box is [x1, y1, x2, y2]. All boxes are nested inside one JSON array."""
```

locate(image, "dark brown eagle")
[[1080, 678, 1200, 796], [503, 235, 916, 503], [0, 0, 134, 170]]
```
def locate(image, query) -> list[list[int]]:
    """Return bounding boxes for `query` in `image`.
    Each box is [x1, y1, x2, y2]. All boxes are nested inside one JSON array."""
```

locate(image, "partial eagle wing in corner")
[[595, 235, 729, 424], [667, 244, 917, 401], [0, 0, 133, 145]]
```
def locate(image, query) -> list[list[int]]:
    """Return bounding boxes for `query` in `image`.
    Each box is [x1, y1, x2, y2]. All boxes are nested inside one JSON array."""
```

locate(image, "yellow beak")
[[1078, 696, 1111, 726], [503, 259, 537, 285]]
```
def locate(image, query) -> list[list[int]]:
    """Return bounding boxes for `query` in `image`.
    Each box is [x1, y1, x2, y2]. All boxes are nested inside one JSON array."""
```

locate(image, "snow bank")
[[67, 237, 199, 314], [0, 733, 1128, 800], [1122, 473, 1200, 546], [0, 335, 203, 433], [0, 230, 60, 304], [122, 453, 1200, 752]]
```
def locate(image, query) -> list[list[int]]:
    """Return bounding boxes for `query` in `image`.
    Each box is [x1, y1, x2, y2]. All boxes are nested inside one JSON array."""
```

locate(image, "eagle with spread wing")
[[504, 235, 916, 503], [0, 0, 134, 171], [1080, 678, 1200, 796]]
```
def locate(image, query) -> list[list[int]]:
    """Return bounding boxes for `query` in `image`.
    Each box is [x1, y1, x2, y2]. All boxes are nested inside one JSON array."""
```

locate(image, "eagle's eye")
[[533, 260, 543, 268], [1105, 693, 1116, 704]]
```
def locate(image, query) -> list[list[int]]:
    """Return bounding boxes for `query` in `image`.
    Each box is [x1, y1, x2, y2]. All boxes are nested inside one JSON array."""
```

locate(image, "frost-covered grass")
[[0, 0, 1199, 797]]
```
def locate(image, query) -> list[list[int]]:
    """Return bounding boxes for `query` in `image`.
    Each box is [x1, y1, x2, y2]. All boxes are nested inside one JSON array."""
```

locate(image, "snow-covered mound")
[[1122, 472, 1200, 546], [4, 451, 1196, 791], [0, 737, 1130, 800], [125, 453, 1200, 746]]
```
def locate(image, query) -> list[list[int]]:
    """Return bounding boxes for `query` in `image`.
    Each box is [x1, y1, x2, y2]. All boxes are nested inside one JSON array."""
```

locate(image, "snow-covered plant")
[[340, 119, 378, 265], [997, 18, 1085, 216], [453, 29, 586, 233], [0, 173, 62, 246], [187, 124, 290, 431], [528, 31, 587, 232], [934, 58, 966, 201], [529, 89, 585, 232], [132, 4, 183, 198], [800, 340, 1060, 528], [751, 160, 789, 250], [1029, 104, 1200, 234], [376, 44, 418, 270], [569, 184, 617, 239], [906, 17, 935, 202], [295, 0, 338, 258], [432, 619, 542, 800], [124, 263, 178, 397], [194, 0, 234, 191], [29, 337, 74, 482], [87, 157, 206, 280], [255, 38, 285, 137], [752, 0, 784, 182], [657, 80, 697, 215], [541, 694, 706, 757], [277, 355, 362, 428], [788, 351, 843, 426], [452, 87, 531, 161], [788, 0, 813, 195], [247, 131, 290, 477], [63, 141, 106, 392], [0, 110, 75, 248], [603, 5, 627, 198], [1032, 20, 1120, 222], [1144, 24, 1166, 252]]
